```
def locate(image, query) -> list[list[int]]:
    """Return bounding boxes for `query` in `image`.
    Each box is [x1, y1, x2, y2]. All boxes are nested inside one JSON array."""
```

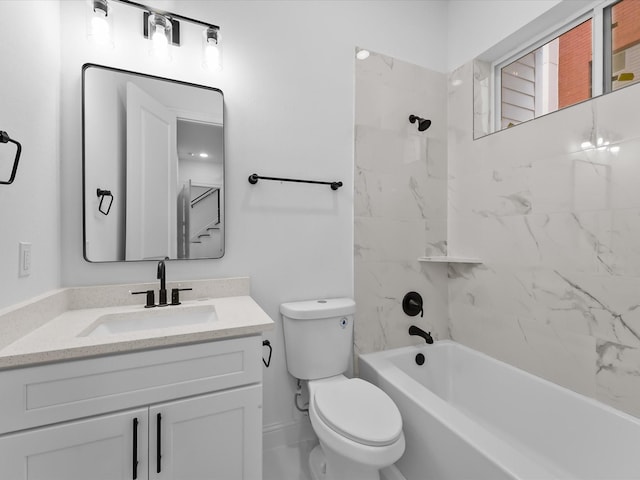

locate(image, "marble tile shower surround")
[[354, 51, 449, 358], [448, 60, 640, 418]]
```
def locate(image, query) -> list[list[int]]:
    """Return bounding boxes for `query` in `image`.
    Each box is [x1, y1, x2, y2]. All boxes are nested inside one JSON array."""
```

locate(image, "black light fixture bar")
[[112, 0, 219, 30]]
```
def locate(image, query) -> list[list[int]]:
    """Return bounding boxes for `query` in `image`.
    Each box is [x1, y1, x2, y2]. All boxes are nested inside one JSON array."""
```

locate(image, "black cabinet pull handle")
[[156, 413, 162, 473], [132, 417, 139, 480]]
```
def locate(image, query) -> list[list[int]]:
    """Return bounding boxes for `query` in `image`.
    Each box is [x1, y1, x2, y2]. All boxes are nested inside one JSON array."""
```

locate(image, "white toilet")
[[281, 298, 405, 480]]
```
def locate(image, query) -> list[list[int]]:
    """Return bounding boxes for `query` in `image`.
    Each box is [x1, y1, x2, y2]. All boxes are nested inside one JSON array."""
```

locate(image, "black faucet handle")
[[171, 287, 193, 306], [131, 290, 156, 308]]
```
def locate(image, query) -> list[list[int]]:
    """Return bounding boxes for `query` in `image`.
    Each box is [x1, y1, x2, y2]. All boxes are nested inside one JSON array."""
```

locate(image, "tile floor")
[[263, 439, 317, 480], [263, 439, 405, 480]]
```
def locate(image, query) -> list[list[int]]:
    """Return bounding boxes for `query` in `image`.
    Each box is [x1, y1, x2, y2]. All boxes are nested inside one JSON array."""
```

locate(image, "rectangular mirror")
[[82, 64, 224, 262]]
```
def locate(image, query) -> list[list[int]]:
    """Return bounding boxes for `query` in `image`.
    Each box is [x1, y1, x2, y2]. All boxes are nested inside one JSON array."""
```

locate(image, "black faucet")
[[409, 325, 434, 344], [157, 258, 168, 306]]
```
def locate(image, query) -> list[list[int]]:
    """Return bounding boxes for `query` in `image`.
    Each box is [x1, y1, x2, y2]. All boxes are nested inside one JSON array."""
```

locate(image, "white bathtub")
[[359, 340, 640, 480]]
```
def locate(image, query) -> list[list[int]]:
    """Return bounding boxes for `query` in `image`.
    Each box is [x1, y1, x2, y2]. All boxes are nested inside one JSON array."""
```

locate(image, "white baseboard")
[[263, 417, 317, 450]]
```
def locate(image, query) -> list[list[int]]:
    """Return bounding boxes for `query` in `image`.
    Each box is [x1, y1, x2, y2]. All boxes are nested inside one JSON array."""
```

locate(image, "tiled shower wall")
[[354, 52, 449, 356], [448, 60, 640, 417]]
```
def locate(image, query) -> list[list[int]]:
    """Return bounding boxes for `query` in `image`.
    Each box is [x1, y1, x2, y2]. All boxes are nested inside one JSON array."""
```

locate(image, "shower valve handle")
[[403, 291, 424, 317]]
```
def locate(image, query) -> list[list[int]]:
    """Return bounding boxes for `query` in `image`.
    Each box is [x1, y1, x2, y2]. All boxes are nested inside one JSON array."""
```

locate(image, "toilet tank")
[[281, 298, 356, 380]]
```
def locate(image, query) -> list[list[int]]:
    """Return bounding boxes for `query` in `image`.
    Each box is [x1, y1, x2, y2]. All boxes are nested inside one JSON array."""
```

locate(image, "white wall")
[[178, 159, 223, 187], [447, 0, 563, 70], [58, 0, 448, 437], [0, 2, 60, 309]]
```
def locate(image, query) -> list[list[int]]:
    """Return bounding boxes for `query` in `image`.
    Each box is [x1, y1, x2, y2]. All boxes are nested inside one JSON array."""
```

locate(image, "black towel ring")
[[0, 130, 22, 185], [97, 188, 114, 215], [262, 340, 272, 368]]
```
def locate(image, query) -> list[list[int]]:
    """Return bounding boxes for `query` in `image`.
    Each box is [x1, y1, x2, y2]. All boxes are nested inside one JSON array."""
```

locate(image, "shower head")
[[409, 114, 432, 132]]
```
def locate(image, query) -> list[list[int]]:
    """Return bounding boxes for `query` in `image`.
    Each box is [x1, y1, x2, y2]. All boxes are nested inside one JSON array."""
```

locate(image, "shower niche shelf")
[[418, 256, 482, 264]]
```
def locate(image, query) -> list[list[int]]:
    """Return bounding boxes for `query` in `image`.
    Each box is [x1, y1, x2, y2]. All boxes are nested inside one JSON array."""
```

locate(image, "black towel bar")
[[248, 173, 342, 191]]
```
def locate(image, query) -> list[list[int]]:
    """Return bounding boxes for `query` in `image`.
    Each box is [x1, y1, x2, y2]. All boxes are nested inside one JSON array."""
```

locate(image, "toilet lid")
[[313, 378, 402, 447]]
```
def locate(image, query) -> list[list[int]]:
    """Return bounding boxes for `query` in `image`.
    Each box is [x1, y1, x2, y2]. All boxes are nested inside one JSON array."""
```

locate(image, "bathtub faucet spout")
[[409, 325, 434, 344]]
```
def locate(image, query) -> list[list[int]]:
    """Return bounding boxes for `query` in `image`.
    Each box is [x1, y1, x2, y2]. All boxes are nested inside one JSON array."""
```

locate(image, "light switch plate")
[[18, 242, 31, 277]]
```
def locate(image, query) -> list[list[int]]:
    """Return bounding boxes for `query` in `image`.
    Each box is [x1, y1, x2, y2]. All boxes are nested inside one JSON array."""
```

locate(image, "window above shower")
[[474, 0, 640, 139]]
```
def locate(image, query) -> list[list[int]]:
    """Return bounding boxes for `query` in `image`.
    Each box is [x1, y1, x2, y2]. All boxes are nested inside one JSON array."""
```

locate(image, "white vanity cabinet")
[[150, 385, 261, 480], [0, 336, 263, 480], [0, 407, 149, 480]]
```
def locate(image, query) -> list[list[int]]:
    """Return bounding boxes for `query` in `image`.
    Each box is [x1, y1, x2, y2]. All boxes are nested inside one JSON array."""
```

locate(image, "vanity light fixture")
[[146, 12, 173, 61], [203, 26, 222, 72], [91, 0, 222, 70], [87, 0, 113, 47]]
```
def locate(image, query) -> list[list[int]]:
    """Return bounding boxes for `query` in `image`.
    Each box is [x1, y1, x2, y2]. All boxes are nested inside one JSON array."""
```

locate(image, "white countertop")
[[0, 278, 274, 369]]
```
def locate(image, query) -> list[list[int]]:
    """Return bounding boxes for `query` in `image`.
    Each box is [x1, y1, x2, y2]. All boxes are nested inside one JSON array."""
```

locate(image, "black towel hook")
[[0, 130, 22, 185]]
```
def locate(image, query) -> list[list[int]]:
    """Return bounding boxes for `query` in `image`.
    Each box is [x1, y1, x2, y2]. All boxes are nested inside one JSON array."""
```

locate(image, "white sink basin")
[[80, 305, 218, 337]]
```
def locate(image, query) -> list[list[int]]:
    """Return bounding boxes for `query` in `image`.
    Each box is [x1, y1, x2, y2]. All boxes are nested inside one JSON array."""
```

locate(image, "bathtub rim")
[[360, 340, 640, 427]]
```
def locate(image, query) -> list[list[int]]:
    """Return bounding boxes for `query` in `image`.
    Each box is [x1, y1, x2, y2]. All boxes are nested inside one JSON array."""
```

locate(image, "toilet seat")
[[313, 378, 403, 447]]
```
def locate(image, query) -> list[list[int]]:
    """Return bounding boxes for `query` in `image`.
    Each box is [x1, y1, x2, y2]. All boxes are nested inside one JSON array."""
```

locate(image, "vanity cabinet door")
[[150, 384, 262, 480], [0, 408, 148, 480]]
